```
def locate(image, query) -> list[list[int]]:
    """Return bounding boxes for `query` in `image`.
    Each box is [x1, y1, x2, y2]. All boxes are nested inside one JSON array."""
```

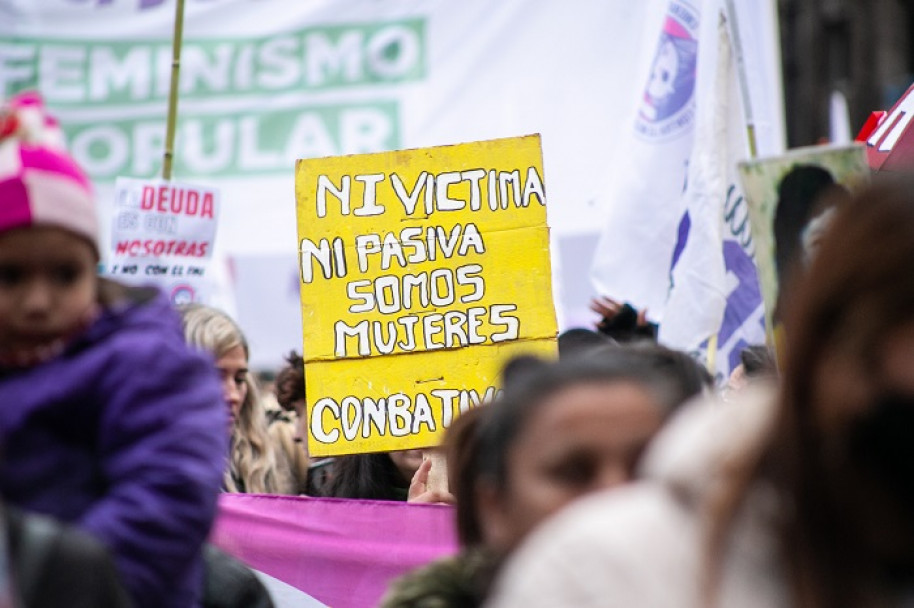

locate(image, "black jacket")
[[6, 507, 132, 608]]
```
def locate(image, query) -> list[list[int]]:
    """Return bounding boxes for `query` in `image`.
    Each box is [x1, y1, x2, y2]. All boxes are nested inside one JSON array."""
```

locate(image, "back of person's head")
[[456, 352, 680, 552], [774, 164, 850, 292], [780, 177, 914, 508], [782, 177, 914, 392], [740, 344, 777, 379], [715, 178, 914, 606], [275, 350, 305, 413], [319, 453, 406, 501], [725, 344, 779, 397], [557, 328, 614, 358]]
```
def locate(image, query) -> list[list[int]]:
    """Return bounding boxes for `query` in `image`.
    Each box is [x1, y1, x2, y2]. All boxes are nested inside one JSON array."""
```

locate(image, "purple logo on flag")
[[635, 0, 698, 141], [718, 240, 765, 374]]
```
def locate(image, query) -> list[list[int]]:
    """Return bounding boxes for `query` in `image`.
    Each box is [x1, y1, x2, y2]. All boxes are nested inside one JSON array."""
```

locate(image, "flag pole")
[[704, 9, 735, 377], [723, 0, 758, 161], [162, 0, 186, 181], [726, 0, 788, 368], [705, 2, 767, 376]]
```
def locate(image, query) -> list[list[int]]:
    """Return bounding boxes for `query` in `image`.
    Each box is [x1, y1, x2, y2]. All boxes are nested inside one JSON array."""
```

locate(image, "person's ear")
[[476, 480, 513, 552]]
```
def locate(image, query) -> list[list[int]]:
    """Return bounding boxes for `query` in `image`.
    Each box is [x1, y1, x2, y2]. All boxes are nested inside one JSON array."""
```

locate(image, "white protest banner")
[[103, 176, 220, 304], [2, 0, 657, 367]]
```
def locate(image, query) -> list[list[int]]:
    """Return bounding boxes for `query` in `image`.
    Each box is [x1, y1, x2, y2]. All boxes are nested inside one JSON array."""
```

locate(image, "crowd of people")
[[2, 90, 914, 608]]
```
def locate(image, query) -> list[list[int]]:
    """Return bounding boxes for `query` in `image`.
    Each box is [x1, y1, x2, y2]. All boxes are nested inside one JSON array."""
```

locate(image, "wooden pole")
[[724, 0, 759, 160], [162, 0, 186, 180]]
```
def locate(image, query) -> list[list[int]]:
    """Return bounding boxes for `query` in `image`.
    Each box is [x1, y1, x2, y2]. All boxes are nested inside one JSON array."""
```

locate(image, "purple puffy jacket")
[[0, 281, 228, 608]]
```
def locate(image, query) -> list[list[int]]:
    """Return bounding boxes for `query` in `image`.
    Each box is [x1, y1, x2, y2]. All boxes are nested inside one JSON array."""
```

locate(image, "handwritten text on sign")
[[105, 177, 219, 305], [296, 135, 557, 456]]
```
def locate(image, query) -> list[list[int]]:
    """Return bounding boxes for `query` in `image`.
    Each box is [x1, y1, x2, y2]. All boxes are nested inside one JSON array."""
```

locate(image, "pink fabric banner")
[[210, 494, 458, 608]]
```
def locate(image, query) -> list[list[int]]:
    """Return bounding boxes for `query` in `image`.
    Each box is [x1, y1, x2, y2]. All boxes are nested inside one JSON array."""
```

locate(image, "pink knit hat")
[[0, 91, 98, 252]]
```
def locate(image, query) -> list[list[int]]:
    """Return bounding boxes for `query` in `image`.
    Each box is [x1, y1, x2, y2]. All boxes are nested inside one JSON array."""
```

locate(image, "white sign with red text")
[[103, 177, 220, 305]]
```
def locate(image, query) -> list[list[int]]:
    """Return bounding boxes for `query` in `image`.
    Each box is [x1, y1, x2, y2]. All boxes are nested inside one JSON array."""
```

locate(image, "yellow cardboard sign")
[[296, 134, 557, 456]]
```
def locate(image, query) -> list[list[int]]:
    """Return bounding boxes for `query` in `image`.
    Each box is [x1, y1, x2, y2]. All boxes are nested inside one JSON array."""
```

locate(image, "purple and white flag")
[[592, 0, 783, 380], [659, 0, 784, 381], [590, 0, 701, 318]]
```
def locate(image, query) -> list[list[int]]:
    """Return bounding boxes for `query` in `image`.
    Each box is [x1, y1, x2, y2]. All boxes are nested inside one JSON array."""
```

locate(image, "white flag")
[[659, 0, 784, 379], [590, 0, 702, 320]]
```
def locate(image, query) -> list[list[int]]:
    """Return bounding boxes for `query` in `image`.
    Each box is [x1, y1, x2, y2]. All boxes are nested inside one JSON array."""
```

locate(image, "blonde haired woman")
[[180, 304, 296, 495]]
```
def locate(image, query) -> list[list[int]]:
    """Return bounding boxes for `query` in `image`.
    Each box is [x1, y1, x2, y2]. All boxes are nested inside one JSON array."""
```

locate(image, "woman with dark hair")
[[381, 344, 702, 607], [489, 178, 914, 608], [319, 451, 426, 502]]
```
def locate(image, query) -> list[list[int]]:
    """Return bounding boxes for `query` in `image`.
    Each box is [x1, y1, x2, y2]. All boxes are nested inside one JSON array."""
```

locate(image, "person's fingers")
[[407, 458, 433, 501], [588, 298, 606, 314], [413, 457, 431, 485], [590, 296, 621, 316]]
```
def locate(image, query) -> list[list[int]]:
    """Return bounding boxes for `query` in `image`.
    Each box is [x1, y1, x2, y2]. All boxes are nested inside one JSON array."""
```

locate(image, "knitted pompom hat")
[[0, 91, 98, 254]]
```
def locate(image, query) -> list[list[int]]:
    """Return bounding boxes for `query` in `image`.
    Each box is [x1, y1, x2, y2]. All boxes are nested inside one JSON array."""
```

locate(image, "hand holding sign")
[[407, 455, 455, 505]]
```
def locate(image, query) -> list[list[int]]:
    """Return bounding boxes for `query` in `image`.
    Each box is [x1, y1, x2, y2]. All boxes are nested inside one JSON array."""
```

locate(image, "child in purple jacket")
[[0, 93, 228, 607]]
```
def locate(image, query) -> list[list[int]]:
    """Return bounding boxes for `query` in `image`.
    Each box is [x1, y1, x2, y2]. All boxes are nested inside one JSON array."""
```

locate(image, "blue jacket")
[[0, 282, 228, 608]]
